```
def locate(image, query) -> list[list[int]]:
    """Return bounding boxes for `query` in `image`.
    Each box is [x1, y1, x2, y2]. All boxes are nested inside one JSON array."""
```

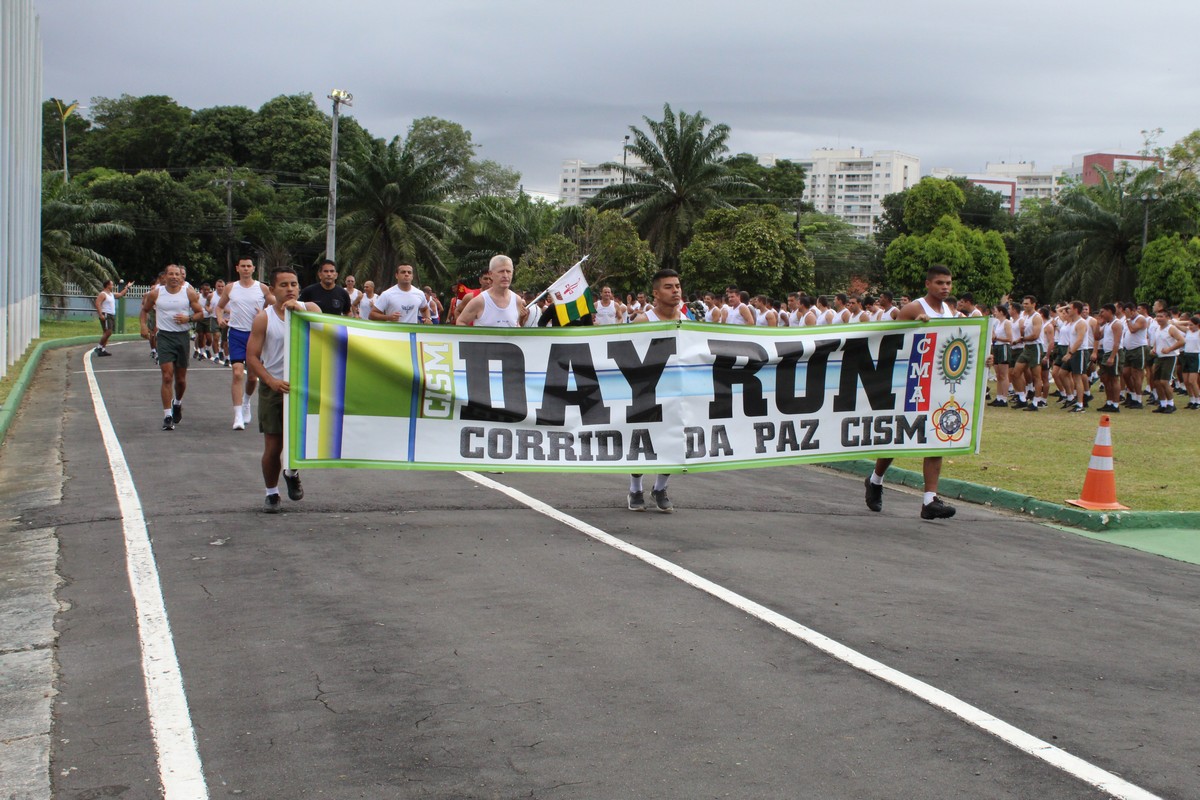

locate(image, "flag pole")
[[530, 254, 589, 305]]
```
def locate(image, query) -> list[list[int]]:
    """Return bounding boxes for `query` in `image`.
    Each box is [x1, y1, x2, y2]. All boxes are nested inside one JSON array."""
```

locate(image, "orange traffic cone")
[[1067, 415, 1129, 510]]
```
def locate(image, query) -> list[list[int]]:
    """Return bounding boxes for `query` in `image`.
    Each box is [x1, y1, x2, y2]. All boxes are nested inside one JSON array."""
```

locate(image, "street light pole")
[[622, 135, 630, 184], [325, 89, 353, 262]]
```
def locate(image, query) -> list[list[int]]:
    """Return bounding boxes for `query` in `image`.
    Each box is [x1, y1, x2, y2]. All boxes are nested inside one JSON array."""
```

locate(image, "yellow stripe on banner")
[[574, 296, 589, 318], [316, 324, 339, 459], [555, 303, 570, 326]]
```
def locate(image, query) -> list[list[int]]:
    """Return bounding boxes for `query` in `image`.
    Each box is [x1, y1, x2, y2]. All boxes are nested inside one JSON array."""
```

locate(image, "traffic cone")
[[1067, 415, 1129, 510]]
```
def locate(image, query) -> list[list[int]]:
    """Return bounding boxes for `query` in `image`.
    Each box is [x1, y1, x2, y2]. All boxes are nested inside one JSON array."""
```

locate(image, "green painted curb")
[[0, 335, 141, 446], [823, 459, 1200, 533]]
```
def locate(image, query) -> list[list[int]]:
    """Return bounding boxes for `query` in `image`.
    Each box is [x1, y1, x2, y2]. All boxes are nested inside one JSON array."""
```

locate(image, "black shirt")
[[299, 283, 352, 315]]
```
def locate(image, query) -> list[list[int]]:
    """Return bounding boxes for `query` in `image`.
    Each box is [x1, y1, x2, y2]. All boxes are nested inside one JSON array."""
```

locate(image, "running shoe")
[[864, 476, 883, 512], [97, 349, 112, 357], [1069, 406, 1086, 413], [920, 496, 956, 520], [627, 491, 646, 511], [263, 494, 281, 514], [172, 402, 182, 423], [162, 416, 174, 431], [651, 489, 674, 513], [282, 470, 304, 501], [233, 413, 245, 431], [242, 399, 252, 424]]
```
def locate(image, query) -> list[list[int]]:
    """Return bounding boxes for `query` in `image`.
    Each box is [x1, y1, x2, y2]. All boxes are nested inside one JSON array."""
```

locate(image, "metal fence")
[[1, 0, 42, 380]]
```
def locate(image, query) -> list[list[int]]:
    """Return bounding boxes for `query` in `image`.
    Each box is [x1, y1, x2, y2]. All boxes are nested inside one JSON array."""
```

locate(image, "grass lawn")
[[894, 394, 1200, 512], [0, 317, 140, 406]]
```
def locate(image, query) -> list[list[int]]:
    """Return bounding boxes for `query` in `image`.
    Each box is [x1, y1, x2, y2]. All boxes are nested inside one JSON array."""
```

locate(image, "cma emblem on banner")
[[905, 331, 972, 441]]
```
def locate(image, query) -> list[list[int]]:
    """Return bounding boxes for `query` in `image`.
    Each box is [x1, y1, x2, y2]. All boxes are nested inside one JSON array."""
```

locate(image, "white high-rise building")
[[794, 148, 921, 238], [928, 161, 1065, 214], [559, 156, 646, 206]]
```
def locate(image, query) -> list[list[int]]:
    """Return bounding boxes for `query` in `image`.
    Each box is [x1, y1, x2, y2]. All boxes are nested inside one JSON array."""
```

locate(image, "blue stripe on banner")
[[331, 324, 348, 459], [408, 333, 419, 462], [298, 318, 311, 460]]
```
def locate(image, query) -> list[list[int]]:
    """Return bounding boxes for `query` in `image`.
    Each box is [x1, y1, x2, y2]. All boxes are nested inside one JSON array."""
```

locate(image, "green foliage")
[[1001, 198, 1056, 300], [42, 99, 91, 173], [335, 136, 459, 287], [798, 211, 877, 292], [171, 105, 257, 167], [1135, 235, 1200, 309], [722, 153, 807, 207], [246, 94, 331, 176], [884, 216, 1011, 304], [82, 94, 192, 171], [466, 159, 522, 199], [679, 204, 813, 298], [40, 176, 134, 294], [903, 177, 965, 235], [517, 208, 656, 295], [947, 177, 1013, 232], [592, 103, 756, 270], [451, 193, 559, 277]]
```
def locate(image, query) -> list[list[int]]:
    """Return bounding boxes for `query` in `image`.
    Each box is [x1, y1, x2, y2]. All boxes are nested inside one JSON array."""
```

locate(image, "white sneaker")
[[233, 411, 245, 431], [242, 399, 252, 424]]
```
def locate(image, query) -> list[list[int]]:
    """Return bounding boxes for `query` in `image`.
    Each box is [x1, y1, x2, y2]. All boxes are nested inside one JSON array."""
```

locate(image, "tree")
[[592, 103, 756, 270], [874, 190, 910, 247], [246, 94, 332, 176], [171, 105, 257, 167], [517, 208, 657, 295], [406, 116, 477, 182], [1135, 235, 1200, 309], [723, 153, 807, 209], [947, 177, 1013, 232], [798, 211, 878, 292], [1002, 198, 1056, 300], [903, 177, 965, 235], [465, 159, 522, 199], [42, 98, 91, 173], [334, 136, 459, 287], [679, 204, 813, 298], [81, 94, 193, 171], [884, 216, 1012, 304], [451, 193, 559, 276], [40, 176, 134, 294]]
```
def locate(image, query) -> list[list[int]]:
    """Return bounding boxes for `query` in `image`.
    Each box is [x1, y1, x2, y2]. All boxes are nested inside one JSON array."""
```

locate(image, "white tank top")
[[1054, 318, 1071, 346], [703, 305, 719, 323], [594, 300, 620, 325], [357, 294, 374, 321], [155, 286, 192, 333], [227, 281, 267, 331], [1082, 319, 1095, 349], [755, 308, 769, 326], [1154, 325, 1179, 357], [725, 304, 749, 325], [99, 291, 116, 315], [476, 291, 520, 327], [1184, 328, 1200, 354], [1099, 321, 1114, 351], [1124, 315, 1149, 348], [1020, 313, 1038, 343], [813, 308, 830, 326], [262, 307, 287, 380], [917, 297, 953, 318], [203, 293, 216, 318]]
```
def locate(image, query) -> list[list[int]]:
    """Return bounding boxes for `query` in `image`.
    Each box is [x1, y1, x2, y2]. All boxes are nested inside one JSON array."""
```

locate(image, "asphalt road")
[[4, 340, 1199, 799]]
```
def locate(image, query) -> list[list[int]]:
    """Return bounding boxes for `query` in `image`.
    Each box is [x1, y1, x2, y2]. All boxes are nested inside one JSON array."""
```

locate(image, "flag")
[[546, 257, 595, 325]]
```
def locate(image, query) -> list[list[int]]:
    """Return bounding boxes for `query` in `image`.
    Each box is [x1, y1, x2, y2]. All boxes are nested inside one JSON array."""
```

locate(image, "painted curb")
[[0, 335, 141, 446], [823, 459, 1200, 533]]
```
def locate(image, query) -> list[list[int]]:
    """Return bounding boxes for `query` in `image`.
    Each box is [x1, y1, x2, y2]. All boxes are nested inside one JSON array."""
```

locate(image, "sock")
[[923, 491, 937, 505], [163, 408, 172, 418], [173, 399, 181, 408], [869, 472, 884, 486], [629, 475, 643, 493], [265, 487, 280, 497], [653, 475, 669, 492]]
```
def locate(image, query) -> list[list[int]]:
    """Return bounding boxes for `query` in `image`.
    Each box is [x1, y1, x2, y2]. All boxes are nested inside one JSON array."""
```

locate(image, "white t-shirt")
[[373, 285, 429, 323]]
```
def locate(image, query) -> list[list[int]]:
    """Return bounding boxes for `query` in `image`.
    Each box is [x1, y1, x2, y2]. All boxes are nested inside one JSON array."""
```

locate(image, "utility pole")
[[326, 90, 353, 263], [622, 135, 630, 184], [211, 167, 246, 280]]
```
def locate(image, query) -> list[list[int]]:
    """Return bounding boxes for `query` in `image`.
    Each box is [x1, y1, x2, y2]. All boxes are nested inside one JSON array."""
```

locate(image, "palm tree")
[[450, 192, 558, 276], [40, 177, 133, 295], [1044, 167, 1167, 304], [592, 104, 755, 270], [335, 136, 459, 288]]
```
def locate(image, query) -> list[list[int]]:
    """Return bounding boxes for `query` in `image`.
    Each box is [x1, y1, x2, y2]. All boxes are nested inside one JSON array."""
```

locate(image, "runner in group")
[[864, 264, 957, 520], [94, 278, 130, 357], [139, 265, 205, 431], [246, 267, 320, 513], [626, 268, 685, 513], [454, 254, 528, 327], [215, 256, 274, 430], [371, 264, 432, 323], [594, 286, 627, 325], [352, 280, 377, 321]]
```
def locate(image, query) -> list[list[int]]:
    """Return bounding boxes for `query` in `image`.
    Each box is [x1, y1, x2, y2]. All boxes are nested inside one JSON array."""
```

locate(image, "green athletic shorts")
[[156, 330, 191, 366], [1098, 350, 1118, 377], [1064, 349, 1087, 374], [259, 382, 284, 435], [1124, 346, 1147, 370], [1154, 355, 1177, 382], [1181, 352, 1199, 373], [99, 315, 115, 333], [1054, 344, 1068, 367], [1008, 346, 1022, 368], [1016, 344, 1043, 367]]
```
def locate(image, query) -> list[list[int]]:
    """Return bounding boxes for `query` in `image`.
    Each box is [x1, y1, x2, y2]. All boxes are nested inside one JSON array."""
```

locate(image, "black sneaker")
[[172, 402, 182, 423], [263, 494, 282, 514], [162, 416, 174, 431], [282, 470, 304, 501], [97, 348, 112, 357], [1010, 399, 1027, 409], [1069, 405, 1086, 413], [627, 491, 646, 511], [1162, 405, 1176, 414], [921, 496, 956, 520], [989, 398, 1008, 407], [1024, 403, 1039, 411], [651, 489, 674, 513], [864, 476, 883, 512]]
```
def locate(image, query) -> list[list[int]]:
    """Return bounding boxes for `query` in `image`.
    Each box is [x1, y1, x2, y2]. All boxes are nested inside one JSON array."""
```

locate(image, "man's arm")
[[516, 296, 529, 327], [341, 289, 353, 316], [1069, 320, 1085, 354], [95, 292, 105, 315], [420, 297, 432, 324], [1028, 314, 1043, 341], [260, 282, 277, 309], [738, 305, 755, 325], [245, 311, 278, 391], [369, 294, 396, 322], [139, 289, 158, 337], [455, 294, 485, 325]]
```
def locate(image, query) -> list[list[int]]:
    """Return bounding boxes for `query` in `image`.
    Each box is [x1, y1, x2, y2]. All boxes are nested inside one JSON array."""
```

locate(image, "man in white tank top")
[[94, 278, 130, 356], [865, 264, 957, 521], [723, 289, 754, 325], [455, 254, 528, 327], [593, 286, 627, 325], [139, 264, 206, 430], [353, 280, 376, 321], [216, 257, 276, 430], [626, 269, 684, 513], [875, 292, 899, 322], [246, 267, 322, 513]]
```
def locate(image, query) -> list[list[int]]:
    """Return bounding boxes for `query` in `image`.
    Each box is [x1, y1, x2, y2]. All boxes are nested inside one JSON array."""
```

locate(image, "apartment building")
[[559, 156, 646, 206], [1065, 151, 1163, 185], [929, 161, 1065, 213], [793, 148, 921, 238]]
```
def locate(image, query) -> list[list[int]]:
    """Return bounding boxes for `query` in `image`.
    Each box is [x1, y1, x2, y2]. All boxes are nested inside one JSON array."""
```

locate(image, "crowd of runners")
[[94, 255, 1196, 522]]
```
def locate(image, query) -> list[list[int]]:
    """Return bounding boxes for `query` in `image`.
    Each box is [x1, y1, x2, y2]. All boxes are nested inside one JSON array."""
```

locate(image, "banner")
[[284, 312, 988, 473]]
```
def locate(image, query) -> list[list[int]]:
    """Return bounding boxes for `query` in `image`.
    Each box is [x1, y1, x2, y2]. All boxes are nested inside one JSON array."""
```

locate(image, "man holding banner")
[[865, 264, 958, 521], [455, 254, 528, 327]]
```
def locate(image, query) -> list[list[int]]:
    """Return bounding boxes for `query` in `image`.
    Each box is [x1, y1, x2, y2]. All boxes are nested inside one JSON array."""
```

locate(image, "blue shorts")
[[228, 328, 251, 363]]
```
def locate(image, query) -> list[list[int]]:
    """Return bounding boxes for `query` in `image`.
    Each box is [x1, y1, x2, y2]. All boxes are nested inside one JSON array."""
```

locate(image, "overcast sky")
[[37, 0, 1200, 196]]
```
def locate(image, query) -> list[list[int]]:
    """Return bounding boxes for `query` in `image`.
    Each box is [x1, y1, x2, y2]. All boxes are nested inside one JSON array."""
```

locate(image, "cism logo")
[[419, 342, 455, 419]]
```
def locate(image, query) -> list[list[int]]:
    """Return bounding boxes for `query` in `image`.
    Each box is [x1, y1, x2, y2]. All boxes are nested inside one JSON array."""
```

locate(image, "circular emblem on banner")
[[936, 334, 973, 390], [931, 397, 969, 443]]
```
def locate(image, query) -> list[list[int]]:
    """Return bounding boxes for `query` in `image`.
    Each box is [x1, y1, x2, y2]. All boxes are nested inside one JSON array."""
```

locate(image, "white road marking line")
[[459, 471, 1161, 800], [84, 351, 209, 799]]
